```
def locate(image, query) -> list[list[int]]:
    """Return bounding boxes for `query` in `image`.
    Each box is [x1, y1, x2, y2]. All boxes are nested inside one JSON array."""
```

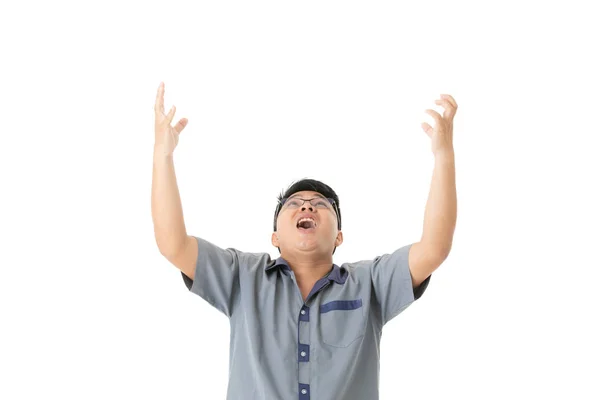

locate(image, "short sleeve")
[[369, 243, 431, 326], [180, 236, 241, 317]]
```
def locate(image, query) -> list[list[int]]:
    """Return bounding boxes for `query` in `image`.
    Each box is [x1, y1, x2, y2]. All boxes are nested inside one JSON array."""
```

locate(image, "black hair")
[[273, 178, 342, 255]]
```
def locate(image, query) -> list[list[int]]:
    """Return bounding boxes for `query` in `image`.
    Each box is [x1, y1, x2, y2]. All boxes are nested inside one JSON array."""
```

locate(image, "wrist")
[[154, 144, 173, 159], [434, 148, 454, 160]]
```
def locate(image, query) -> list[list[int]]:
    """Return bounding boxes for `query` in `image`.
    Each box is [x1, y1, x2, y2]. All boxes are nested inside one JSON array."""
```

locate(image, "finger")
[[425, 109, 443, 124], [440, 94, 457, 109], [155, 82, 165, 114], [421, 122, 433, 136], [173, 118, 188, 135], [165, 105, 176, 124], [435, 99, 452, 109], [435, 99, 454, 119]]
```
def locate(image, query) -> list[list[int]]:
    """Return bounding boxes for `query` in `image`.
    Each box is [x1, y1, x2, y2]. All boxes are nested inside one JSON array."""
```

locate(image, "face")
[[271, 191, 343, 256]]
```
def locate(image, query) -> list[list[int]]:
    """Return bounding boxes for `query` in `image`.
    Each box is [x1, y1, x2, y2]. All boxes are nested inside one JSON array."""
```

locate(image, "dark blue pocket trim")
[[320, 299, 362, 313]]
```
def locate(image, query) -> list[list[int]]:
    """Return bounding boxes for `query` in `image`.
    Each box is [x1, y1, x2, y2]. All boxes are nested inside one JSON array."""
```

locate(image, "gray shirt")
[[181, 236, 431, 400]]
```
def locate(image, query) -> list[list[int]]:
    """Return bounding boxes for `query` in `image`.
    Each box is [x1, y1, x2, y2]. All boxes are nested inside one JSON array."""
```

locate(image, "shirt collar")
[[266, 257, 348, 285]]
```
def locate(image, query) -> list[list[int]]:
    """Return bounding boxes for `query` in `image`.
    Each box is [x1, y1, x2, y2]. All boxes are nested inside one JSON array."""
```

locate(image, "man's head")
[[271, 178, 343, 258]]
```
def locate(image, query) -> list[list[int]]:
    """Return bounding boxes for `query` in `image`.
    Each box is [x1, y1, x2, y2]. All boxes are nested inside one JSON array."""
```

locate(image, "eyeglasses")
[[275, 195, 341, 231], [279, 196, 336, 212]]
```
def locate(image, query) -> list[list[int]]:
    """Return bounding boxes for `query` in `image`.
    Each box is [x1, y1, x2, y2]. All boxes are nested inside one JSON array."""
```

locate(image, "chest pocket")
[[319, 299, 366, 347]]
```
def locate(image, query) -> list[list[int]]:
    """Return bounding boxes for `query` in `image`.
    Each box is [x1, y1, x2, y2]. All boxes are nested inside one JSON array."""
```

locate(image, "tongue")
[[298, 224, 315, 230]]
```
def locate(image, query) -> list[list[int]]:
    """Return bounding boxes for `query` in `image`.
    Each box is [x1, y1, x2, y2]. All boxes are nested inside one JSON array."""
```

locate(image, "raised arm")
[[151, 82, 194, 276], [408, 94, 458, 286]]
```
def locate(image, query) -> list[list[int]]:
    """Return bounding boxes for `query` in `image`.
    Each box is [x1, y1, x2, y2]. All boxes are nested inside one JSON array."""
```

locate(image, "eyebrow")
[[289, 193, 326, 199]]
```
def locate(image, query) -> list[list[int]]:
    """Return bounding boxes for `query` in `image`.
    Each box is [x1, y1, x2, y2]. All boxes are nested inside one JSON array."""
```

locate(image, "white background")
[[1, 0, 599, 399]]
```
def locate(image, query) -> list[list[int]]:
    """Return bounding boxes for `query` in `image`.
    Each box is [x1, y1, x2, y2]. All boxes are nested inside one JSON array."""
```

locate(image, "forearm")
[[151, 145, 188, 257], [421, 149, 457, 258]]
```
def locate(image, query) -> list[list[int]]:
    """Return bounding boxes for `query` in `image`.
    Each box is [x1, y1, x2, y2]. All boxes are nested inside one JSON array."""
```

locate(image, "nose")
[[301, 204, 315, 211]]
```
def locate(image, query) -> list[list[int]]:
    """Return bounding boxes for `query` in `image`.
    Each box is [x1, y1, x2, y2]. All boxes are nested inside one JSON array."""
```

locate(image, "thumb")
[[421, 122, 433, 137], [174, 118, 188, 135]]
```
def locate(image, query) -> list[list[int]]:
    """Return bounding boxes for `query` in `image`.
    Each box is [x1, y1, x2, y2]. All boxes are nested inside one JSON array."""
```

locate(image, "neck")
[[282, 252, 333, 281]]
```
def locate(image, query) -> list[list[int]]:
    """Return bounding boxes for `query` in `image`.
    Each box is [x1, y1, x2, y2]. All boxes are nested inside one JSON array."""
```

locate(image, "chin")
[[295, 240, 320, 250]]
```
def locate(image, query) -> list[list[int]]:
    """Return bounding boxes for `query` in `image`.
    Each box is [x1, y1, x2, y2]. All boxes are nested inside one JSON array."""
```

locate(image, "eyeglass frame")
[[274, 195, 341, 231]]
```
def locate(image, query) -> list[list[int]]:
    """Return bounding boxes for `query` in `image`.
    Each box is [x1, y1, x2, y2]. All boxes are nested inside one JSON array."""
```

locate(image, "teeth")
[[297, 218, 316, 228]]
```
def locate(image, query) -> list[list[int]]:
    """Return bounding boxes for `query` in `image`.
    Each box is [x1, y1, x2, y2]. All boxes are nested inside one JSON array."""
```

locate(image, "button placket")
[[299, 306, 309, 322], [299, 383, 310, 399], [298, 343, 310, 362], [297, 276, 331, 400]]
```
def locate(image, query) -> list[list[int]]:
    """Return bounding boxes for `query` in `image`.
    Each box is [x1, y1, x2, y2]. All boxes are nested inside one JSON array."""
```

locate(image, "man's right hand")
[[154, 82, 188, 156]]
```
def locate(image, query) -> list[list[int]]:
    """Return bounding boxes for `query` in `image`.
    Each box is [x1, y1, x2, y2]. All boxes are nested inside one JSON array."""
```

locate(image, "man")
[[152, 81, 457, 399]]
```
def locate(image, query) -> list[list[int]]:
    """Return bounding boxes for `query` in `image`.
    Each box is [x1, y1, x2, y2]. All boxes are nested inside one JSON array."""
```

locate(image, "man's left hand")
[[421, 94, 458, 155]]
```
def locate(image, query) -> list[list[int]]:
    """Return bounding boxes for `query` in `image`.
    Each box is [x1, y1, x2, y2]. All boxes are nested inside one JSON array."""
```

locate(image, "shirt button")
[[300, 351, 306, 357], [301, 389, 307, 394], [301, 310, 306, 315]]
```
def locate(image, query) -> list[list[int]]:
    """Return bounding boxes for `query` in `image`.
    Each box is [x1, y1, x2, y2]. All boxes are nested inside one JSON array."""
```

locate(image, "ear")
[[271, 232, 279, 247], [335, 231, 343, 247]]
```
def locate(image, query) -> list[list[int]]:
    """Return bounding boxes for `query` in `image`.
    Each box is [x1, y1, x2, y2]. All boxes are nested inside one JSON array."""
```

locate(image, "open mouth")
[[297, 218, 316, 231]]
